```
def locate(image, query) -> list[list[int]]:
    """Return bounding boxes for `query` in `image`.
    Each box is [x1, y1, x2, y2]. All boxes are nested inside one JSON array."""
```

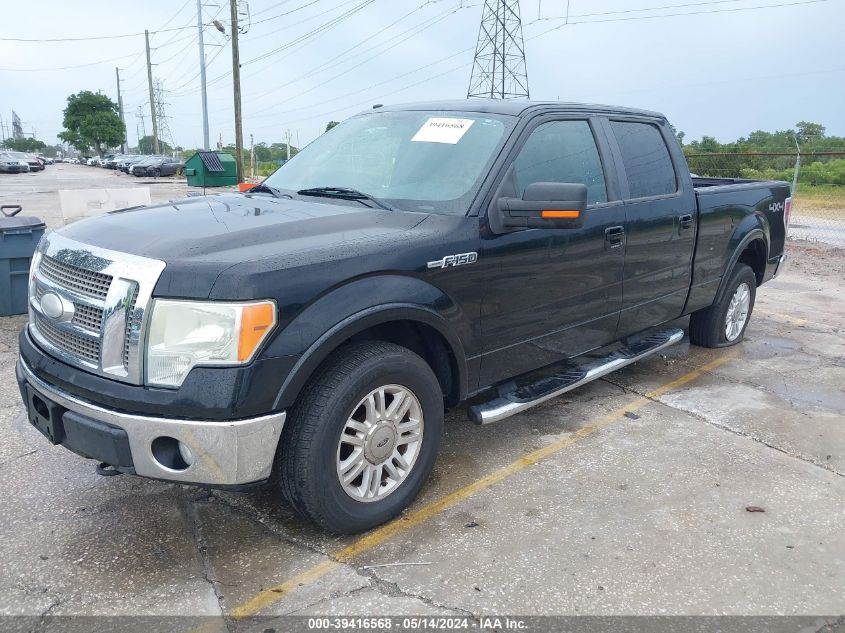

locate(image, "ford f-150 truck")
[[16, 100, 790, 533]]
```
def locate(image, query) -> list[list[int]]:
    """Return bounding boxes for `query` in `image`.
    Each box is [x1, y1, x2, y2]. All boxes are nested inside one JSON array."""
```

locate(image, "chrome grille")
[[34, 315, 100, 364], [123, 286, 140, 370], [72, 304, 104, 332], [28, 233, 166, 385], [39, 255, 112, 299]]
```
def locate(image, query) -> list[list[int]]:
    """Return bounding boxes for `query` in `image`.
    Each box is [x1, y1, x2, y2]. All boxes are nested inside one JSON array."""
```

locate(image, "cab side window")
[[609, 121, 678, 199], [513, 120, 608, 205]]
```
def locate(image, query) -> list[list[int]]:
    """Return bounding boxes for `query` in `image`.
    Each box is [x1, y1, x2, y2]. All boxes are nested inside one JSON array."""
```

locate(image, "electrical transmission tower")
[[153, 80, 174, 153], [467, 0, 529, 99]]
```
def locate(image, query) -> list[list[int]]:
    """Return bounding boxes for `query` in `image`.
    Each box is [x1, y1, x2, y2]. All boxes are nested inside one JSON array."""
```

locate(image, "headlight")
[[145, 299, 277, 388]]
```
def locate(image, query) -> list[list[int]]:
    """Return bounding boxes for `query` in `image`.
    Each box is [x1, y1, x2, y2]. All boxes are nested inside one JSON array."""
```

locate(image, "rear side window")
[[513, 120, 607, 205], [610, 121, 677, 199]]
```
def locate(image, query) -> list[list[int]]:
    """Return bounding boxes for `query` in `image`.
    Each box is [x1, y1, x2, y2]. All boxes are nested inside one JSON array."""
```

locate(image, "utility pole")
[[145, 30, 160, 154], [196, 0, 210, 149], [115, 67, 127, 153], [230, 0, 245, 182], [285, 129, 291, 161], [136, 105, 146, 147]]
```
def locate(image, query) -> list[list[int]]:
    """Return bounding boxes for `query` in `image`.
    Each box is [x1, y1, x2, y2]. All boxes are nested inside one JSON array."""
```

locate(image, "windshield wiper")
[[244, 183, 292, 199], [296, 186, 397, 212]]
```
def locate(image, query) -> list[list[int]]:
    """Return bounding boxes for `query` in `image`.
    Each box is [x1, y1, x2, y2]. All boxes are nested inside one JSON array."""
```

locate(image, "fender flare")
[[714, 227, 767, 305], [272, 303, 468, 410]]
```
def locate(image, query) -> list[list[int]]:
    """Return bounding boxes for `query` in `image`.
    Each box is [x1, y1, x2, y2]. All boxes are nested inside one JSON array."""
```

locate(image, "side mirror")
[[498, 182, 588, 229]]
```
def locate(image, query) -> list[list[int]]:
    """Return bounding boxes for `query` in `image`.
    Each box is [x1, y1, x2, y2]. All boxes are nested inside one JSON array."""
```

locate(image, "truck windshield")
[[264, 110, 515, 215]]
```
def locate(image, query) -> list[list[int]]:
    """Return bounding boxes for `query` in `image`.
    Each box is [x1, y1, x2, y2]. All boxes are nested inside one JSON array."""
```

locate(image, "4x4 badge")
[[427, 252, 478, 269]]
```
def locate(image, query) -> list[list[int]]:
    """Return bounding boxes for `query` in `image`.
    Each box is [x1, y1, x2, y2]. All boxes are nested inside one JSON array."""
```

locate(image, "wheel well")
[[737, 238, 766, 286], [346, 320, 460, 407]]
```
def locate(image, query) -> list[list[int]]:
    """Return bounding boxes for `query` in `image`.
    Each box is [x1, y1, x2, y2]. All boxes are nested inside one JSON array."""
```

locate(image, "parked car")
[[0, 152, 29, 173], [36, 155, 54, 165], [103, 154, 130, 169], [128, 156, 159, 175], [133, 156, 184, 177], [119, 155, 147, 173], [16, 100, 790, 534], [7, 152, 44, 171]]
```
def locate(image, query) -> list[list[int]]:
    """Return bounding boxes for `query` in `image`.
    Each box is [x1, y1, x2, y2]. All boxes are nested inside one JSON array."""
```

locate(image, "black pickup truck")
[[17, 100, 790, 533]]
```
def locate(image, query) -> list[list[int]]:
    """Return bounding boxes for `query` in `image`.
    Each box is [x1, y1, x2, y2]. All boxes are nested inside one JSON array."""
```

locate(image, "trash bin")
[[1, 205, 45, 317], [184, 151, 239, 187]]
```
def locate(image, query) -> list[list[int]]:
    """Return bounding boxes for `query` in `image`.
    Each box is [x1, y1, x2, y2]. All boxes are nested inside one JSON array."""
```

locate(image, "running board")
[[469, 328, 685, 425]]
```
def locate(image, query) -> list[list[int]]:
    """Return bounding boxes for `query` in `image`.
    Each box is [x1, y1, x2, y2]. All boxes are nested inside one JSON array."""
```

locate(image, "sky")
[[1, 0, 843, 151]]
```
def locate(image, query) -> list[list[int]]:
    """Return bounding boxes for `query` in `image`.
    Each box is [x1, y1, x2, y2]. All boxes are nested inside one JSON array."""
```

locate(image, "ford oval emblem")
[[40, 292, 72, 321]]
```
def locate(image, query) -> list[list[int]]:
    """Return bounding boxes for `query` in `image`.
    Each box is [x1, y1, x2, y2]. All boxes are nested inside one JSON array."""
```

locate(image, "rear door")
[[479, 116, 626, 385], [604, 118, 697, 336]]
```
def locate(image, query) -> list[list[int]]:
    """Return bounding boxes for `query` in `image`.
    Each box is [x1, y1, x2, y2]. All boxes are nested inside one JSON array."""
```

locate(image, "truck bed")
[[692, 176, 784, 190]]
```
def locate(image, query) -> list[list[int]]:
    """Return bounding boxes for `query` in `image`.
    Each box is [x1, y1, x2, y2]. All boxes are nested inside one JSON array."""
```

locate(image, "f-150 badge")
[[427, 252, 478, 269]]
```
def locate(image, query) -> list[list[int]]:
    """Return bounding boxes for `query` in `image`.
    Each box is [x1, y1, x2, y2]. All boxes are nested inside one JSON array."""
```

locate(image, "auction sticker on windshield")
[[411, 117, 475, 144]]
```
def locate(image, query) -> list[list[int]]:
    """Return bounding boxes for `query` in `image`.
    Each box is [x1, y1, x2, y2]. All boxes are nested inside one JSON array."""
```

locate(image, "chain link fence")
[[685, 151, 845, 248]]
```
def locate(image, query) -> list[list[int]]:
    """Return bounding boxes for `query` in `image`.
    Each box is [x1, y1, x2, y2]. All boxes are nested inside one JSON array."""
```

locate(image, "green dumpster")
[[184, 151, 238, 187], [1, 205, 45, 317]]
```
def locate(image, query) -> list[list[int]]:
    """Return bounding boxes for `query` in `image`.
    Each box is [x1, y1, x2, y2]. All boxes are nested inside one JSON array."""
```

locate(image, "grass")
[[792, 184, 845, 219]]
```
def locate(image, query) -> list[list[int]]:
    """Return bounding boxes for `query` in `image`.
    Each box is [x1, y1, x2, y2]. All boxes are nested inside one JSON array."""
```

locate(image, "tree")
[[253, 142, 272, 162], [325, 121, 340, 132], [137, 135, 172, 155], [58, 91, 124, 156], [1, 137, 46, 152], [795, 121, 825, 144], [668, 123, 685, 146]]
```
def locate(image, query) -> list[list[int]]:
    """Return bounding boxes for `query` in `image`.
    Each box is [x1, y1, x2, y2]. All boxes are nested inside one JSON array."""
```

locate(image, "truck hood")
[[58, 193, 427, 298]]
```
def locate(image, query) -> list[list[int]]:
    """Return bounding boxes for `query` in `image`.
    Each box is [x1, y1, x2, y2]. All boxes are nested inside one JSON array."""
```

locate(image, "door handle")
[[678, 214, 694, 232], [605, 226, 625, 250]]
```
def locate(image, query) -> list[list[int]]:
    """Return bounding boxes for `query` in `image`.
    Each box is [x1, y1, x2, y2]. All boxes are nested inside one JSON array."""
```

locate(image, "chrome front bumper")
[[18, 358, 286, 486]]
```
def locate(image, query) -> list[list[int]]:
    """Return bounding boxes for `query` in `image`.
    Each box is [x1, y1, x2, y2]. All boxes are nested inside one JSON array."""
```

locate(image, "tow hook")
[[95, 462, 123, 477]]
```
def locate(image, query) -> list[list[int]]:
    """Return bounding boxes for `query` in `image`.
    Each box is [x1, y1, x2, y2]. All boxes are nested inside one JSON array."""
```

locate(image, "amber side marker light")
[[238, 302, 276, 362], [541, 210, 580, 219]]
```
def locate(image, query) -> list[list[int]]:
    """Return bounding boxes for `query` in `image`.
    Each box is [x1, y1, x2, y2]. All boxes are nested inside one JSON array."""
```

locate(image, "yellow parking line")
[[768, 312, 810, 327], [231, 352, 737, 618]]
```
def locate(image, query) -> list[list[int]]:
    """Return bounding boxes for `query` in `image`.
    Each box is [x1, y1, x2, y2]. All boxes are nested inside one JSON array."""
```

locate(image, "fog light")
[[150, 436, 192, 471], [178, 441, 194, 467]]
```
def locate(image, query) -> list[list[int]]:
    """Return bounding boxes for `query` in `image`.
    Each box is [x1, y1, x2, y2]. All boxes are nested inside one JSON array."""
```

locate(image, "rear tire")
[[277, 341, 444, 534], [689, 263, 756, 348]]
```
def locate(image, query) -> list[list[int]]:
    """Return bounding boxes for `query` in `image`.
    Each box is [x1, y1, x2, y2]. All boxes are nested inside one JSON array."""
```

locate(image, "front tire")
[[277, 341, 444, 533], [689, 263, 757, 348]]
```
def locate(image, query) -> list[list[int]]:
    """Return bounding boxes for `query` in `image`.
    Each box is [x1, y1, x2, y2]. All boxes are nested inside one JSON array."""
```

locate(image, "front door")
[[479, 117, 626, 386]]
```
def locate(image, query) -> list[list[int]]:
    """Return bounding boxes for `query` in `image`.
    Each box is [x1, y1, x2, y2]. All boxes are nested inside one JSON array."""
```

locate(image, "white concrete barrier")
[[58, 187, 151, 223]]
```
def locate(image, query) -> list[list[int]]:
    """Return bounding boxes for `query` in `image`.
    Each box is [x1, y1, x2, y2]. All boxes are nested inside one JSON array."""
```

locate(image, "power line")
[[243, 0, 837, 129], [533, 0, 834, 27], [247, 2, 468, 114], [243, 1, 454, 104], [0, 31, 199, 73], [0, 25, 195, 43], [155, 0, 193, 30], [178, 0, 378, 95], [250, 0, 296, 18], [249, 0, 323, 26], [243, 0, 377, 66], [168, 46, 228, 95], [240, 0, 370, 44], [0, 52, 143, 72]]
